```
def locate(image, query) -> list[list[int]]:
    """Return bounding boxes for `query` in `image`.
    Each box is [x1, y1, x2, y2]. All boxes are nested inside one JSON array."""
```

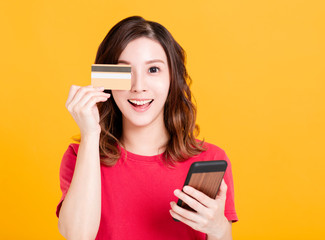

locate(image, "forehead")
[[118, 37, 167, 63]]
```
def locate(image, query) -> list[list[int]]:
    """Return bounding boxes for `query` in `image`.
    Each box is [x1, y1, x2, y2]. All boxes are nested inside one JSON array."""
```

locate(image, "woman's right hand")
[[65, 85, 111, 137]]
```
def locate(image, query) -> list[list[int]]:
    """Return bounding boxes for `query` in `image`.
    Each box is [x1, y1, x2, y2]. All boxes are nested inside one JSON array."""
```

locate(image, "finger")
[[66, 85, 81, 107], [169, 209, 201, 231], [215, 179, 228, 201], [75, 91, 110, 110], [67, 85, 91, 109], [170, 201, 203, 223], [67, 86, 100, 111], [83, 95, 110, 111], [174, 189, 207, 213], [182, 186, 216, 208]]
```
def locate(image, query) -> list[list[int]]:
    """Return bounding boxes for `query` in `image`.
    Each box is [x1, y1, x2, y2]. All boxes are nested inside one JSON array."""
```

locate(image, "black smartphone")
[[174, 160, 227, 220]]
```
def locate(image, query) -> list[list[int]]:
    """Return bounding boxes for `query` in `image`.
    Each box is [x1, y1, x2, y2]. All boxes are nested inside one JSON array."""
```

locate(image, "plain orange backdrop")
[[1, 0, 324, 239]]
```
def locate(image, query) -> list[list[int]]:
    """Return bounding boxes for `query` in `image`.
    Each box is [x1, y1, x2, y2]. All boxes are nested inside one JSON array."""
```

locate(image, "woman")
[[57, 16, 238, 240]]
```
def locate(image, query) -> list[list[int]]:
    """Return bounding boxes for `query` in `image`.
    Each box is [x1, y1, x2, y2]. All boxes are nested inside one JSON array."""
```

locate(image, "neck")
[[120, 119, 169, 156]]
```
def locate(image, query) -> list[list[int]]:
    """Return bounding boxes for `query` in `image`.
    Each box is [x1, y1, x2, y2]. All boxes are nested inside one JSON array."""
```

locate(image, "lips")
[[128, 99, 154, 112], [128, 99, 153, 106]]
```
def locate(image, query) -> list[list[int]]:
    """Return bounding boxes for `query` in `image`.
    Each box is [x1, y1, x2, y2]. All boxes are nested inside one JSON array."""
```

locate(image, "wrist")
[[81, 131, 101, 141], [207, 218, 232, 240]]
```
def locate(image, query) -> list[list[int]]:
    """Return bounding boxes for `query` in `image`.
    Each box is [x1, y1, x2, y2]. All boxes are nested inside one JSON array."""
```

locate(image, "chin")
[[126, 119, 154, 128], [123, 114, 163, 129]]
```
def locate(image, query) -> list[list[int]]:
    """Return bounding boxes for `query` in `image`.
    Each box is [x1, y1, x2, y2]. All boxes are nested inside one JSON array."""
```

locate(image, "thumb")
[[215, 179, 227, 202]]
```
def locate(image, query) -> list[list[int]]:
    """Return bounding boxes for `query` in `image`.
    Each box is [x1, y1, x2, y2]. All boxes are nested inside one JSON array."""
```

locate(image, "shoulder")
[[201, 141, 226, 153], [66, 143, 79, 155], [60, 143, 80, 171], [196, 140, 228, 160], [181, 140, 232, 171]]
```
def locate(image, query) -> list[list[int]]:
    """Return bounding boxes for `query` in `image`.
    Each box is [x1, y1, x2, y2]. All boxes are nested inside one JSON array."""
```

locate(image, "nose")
[[130, 68, 147, 92]]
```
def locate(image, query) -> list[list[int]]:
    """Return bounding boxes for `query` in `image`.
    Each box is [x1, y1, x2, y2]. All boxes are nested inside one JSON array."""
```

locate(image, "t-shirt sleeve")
[[56, 144, 78, 218], [223, 152, 238, 222]]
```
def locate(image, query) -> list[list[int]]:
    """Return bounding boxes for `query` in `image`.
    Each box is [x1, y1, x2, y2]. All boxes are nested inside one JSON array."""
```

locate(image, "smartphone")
[[176, 160, 227, 213]]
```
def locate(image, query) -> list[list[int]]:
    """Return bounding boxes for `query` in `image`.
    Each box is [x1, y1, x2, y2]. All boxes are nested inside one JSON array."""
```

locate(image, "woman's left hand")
[[169, 180, 230, 239]]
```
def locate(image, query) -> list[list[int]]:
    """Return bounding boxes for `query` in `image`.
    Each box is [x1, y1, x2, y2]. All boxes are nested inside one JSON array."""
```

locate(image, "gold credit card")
[[91, 64, 131, 90]]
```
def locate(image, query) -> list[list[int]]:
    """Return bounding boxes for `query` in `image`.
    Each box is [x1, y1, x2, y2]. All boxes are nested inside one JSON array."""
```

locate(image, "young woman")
[[57, 16, 238, 240]]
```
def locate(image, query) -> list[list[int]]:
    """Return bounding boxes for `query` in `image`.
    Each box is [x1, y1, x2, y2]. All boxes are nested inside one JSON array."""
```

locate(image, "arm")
[[58, 85, 110, 239], [58, 134, 101, 240], [207, 221, 232, 240]]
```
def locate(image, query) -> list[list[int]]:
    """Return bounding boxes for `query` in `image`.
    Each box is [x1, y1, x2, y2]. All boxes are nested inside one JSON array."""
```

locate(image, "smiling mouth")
[[128, 99, 154, 107]]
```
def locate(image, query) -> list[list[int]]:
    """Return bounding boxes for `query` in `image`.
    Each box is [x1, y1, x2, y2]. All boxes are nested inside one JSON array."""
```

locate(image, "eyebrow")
[[118, 59, 165, 65]]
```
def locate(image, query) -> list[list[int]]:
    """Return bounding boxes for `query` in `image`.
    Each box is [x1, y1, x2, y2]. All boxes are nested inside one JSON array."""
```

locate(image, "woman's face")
[[112, 37, 170, 129]]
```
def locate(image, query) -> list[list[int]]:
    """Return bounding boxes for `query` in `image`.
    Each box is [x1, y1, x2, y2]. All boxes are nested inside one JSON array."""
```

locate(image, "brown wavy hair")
[[91, 16, 205, 166]]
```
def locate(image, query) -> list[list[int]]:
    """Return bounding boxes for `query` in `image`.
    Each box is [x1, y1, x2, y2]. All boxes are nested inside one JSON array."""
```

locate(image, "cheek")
[[153, 77, 170, 96], [111, 91, 127, 108], [161, 82, 170, 100], [112, 90, 126, 99]]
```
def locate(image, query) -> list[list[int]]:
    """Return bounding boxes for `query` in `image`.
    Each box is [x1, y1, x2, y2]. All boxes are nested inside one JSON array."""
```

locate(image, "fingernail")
[[183, 186, 189, 191]]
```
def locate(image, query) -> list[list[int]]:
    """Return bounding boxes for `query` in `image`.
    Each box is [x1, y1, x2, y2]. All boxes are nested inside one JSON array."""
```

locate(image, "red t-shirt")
[[56, 142, 238, 239]]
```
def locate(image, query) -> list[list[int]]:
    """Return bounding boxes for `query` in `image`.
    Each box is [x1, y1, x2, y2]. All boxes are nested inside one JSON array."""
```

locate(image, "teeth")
[[129, 99, 152, 106]]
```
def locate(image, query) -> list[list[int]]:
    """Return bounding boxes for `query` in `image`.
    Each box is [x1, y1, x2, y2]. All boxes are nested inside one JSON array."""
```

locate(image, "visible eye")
[[148, 67, 160, 73]]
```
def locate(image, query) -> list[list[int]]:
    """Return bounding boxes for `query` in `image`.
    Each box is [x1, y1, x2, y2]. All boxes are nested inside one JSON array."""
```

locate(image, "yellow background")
[[1, 0, 324, 239]]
